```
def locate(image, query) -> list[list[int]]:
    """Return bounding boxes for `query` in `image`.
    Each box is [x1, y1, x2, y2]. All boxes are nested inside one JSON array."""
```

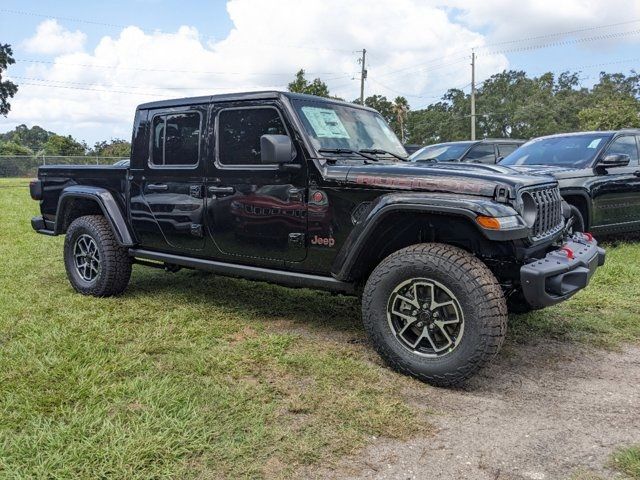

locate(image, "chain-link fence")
[[0, 156, 126, 177]]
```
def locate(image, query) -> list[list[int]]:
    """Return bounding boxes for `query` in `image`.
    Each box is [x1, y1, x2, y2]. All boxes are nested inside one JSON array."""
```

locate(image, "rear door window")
[[150, 112, 201, 167], [498, 143, 519, 159], [465, 144, 496, 164]]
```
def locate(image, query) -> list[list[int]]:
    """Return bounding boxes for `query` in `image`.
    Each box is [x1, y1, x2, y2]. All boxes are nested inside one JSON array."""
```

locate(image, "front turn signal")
[[476, 216, 501, 229], [476, 215, 521, 230]]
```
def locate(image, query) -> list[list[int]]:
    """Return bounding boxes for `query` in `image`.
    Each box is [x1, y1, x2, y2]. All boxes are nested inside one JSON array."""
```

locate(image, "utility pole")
[[470, 49, 476, 140], [358, 49, 367, 105]]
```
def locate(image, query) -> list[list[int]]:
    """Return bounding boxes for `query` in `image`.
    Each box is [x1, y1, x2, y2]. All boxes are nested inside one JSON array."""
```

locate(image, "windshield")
[[409, 143, 472, 162], [291, 99, 407, 157], [500, 134, 611, 168]]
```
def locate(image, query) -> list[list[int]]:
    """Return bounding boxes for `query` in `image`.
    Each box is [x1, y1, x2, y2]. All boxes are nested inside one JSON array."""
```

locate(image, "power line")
[[8, 75, 253, 92], [480, 18, 640, 48], [14, 81, 163, 97], [16, 59, 352, 78], [482, 28, 640, 57]]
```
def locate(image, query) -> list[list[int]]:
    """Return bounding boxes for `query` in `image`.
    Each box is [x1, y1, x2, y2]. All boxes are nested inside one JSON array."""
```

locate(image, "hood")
[[507, 164, 594, 180], [324, 161, 557, 198]]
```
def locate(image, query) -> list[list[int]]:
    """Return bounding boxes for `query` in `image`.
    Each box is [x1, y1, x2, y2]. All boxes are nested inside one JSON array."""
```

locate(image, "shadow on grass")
[[125, 266, 363, 335]]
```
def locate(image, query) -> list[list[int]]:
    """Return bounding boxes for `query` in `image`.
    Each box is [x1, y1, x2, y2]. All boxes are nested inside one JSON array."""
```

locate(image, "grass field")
[[1, 177, 639, 479]]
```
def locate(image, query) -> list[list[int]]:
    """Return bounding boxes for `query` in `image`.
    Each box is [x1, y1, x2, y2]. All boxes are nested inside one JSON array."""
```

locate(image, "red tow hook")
[[560, 246, 575, 260], [583, 232, 594, 242]]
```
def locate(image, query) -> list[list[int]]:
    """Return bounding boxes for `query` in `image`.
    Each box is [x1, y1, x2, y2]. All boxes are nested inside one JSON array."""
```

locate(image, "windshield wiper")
[[359, 148, 408, 161], [318, 148, 379, 162]]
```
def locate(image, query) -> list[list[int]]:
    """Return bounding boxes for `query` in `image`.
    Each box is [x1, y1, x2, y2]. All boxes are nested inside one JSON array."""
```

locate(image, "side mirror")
[[599, 153, 630, 168], [260, 134, 295, 164]]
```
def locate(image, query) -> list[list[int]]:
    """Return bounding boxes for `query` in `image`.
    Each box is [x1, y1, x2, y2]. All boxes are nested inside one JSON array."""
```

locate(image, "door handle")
[[147, 184, 168, 191], [208, 186, 235, 194], [634, 170, 640, 177]]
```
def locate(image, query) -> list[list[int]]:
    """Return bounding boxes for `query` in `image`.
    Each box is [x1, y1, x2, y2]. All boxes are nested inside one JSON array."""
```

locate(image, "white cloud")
[[438, 0, 640, 45], [22, 19, 87, 55], [4, 0, 512, 142]]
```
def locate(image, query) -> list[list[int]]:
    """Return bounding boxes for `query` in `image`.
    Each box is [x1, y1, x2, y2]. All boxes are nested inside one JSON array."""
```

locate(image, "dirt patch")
[[309, 340, 640, 480]]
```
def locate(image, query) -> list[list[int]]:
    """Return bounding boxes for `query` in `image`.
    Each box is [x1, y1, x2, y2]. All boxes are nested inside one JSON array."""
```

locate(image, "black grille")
[[525, 186, 564, 241]]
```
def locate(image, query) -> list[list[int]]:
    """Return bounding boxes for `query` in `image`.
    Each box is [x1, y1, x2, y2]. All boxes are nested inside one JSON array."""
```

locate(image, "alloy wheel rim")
[[73, 234, 101, 282], [386, 278, 464, 357]]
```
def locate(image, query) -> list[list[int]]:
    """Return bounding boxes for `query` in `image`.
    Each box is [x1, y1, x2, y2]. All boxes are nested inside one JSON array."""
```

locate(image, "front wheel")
[[567, 205, 585, 235], [64, 215, 132, 296], [362, 243, 507, 387]]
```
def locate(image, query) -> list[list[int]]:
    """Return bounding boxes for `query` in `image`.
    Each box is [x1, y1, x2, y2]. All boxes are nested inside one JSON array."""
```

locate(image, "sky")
[[1, 0, 640, 146]]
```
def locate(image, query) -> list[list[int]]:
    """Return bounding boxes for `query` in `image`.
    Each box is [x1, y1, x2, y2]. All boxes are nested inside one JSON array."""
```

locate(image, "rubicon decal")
[[310, 235, 335, 247]]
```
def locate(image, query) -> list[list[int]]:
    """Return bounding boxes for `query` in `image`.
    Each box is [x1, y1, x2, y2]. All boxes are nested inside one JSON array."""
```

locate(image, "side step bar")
[[129, 249, 356, 295]]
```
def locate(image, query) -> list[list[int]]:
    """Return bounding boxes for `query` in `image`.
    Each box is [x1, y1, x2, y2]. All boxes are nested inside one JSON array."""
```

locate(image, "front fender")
[[55, 186, 135, 246], [331, 192, 528, 280]]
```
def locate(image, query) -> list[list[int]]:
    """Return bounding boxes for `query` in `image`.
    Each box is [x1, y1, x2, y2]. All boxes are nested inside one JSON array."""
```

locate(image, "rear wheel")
[[362, 243, 507, 387], [64, 215, 132, 296]]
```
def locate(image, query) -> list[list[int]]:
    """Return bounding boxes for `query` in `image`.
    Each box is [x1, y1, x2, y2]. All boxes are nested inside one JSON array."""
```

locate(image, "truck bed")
[[37, 164, 129, 224]]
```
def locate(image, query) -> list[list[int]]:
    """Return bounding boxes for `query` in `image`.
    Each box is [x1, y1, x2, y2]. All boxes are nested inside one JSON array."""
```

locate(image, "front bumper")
[[520, 233, 605, 308]]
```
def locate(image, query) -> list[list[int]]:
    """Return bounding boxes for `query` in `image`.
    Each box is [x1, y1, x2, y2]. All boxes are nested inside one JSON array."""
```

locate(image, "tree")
[[364, 94, 394, 124], [0, 140, 32, 155], [288, 69, 331, 98], [392, 97, 410, 143], [92, 138, 131, 157], [0, 124, 54, 153], [578, 97, 640, 130], [0, 44, 18, 116], [44, 135, 87, 156]]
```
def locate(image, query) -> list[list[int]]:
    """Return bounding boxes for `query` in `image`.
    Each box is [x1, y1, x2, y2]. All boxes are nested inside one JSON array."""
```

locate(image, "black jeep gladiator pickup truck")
[[30, 91, 605, 386]]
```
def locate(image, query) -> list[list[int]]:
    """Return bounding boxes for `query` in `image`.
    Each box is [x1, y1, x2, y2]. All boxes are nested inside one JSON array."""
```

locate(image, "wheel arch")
[[561, 189, 591, 230], [333, 203, 517, 284], [55, 186, 135, 246]]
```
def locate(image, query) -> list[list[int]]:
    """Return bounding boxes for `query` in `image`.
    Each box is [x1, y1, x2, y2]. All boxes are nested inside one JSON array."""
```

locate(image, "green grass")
[[0, 179, 429, 478], [1, 177, 640, 478], [612, 446, 640, 479]]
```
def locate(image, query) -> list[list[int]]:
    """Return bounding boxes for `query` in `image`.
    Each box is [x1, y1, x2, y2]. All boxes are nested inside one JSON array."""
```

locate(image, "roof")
[[137, 90, 377, 112], [530, 129, 640, 141], [419, 138, 525, 148]]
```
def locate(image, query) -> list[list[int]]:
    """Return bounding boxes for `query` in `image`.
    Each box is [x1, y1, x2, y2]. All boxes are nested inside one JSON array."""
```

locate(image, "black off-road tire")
[[64, 215, 132, 296], [568, 205, 585, 235], [362, 243, 507, 387], [506, 290, 541, 315]]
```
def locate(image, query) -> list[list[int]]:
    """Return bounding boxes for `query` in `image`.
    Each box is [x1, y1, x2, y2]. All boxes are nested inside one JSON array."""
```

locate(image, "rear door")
[[130, 106, 207, 252], [203, 102, 308, 266], [591, 134, 640, 230], [497, 143, 520, 161]]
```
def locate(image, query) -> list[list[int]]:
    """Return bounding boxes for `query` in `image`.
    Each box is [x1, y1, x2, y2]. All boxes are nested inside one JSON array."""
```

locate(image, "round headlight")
[[520, 192, 538, 227]]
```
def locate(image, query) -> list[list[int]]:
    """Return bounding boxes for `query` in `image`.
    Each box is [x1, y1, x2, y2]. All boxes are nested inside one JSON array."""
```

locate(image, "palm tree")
[[392, 96, 410, 143]]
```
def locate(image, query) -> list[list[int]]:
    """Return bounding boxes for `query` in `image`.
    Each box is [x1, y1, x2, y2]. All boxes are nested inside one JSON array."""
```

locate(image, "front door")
[[204, 103, 307, 265], [130, 107, 206, 252], [591, 134, 640, 231]]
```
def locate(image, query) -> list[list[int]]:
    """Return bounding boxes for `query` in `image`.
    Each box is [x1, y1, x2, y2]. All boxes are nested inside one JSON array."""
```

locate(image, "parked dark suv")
[[500, 130, 640, 235], [410, 139, 525, 164]]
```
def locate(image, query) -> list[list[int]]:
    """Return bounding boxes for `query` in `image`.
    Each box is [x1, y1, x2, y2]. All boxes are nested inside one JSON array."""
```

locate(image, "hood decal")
[[353, 174, 497, 196]]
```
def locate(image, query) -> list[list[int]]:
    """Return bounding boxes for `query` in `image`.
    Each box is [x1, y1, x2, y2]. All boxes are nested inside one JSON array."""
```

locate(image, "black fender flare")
[[558, 187, 592, 228], [55, 186, 135, 246], [331, 193, 528, 281]]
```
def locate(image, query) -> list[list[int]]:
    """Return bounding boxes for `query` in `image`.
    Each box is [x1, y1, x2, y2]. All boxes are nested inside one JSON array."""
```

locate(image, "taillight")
[[29, 179, 43, 200]]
